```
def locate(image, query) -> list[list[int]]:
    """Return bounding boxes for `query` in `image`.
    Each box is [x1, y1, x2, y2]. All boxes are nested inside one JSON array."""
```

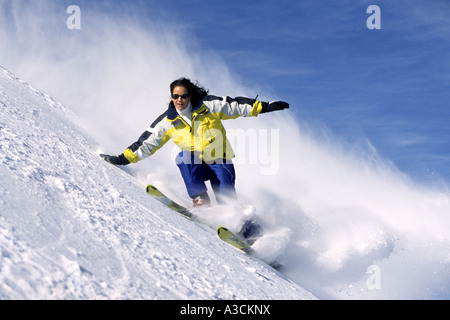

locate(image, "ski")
[[146, 184, 192, 218], [146, 185, 253, 254], [218, 227, 282, 269], [217, 227, 252, 253]]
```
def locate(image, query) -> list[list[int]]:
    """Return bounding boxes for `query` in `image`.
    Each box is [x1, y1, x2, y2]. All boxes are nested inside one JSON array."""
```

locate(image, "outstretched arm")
[[202, 95, 289, 119], [100, 110, 169, 165]]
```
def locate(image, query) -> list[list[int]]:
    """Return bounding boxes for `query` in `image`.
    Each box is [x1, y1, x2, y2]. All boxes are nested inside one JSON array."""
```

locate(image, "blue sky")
[[2, 0, 450, 184]]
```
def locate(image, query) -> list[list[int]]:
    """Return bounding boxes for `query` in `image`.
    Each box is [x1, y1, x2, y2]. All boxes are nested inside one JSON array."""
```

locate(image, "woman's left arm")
[[202, 95, 289, 119]]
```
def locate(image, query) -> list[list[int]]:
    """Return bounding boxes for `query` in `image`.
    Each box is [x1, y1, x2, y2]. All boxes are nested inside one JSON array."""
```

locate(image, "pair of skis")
[[145, 185, 252, 254]]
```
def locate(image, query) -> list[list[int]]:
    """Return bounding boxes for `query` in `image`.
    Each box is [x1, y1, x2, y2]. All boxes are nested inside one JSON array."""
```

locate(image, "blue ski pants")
[[175, 151, 237, 204]]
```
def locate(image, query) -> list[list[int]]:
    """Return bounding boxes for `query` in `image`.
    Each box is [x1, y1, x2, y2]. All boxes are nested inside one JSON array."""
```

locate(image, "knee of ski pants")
[[175, 151, 237, 201], [208, 162, 237, 203], [175, 151, 209, 198]]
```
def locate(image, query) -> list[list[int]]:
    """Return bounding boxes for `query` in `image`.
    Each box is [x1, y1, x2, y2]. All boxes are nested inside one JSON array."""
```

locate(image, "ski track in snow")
[[0, 67, 315, 300]]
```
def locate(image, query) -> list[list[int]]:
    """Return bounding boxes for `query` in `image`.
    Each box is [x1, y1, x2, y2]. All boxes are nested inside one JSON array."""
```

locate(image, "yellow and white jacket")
[[122, 95, 263, 163]]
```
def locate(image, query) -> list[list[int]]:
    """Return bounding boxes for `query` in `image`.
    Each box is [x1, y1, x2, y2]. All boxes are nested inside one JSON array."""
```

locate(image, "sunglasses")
[[172, 93, 190, 100]]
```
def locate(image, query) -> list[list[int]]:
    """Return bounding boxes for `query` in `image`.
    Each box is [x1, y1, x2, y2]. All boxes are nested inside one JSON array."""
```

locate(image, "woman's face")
[[171, 85, 191, 110]]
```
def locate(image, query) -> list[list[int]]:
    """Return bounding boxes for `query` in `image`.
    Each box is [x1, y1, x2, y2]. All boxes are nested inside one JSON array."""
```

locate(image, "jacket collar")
[[167, 101, 206, 121]]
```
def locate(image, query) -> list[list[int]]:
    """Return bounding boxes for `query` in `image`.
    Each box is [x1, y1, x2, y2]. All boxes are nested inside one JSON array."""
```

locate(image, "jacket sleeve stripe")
[[121, 109, 171, 163], [202, 95, 261, 119], [133, 120, 174, 160], [126, 110, 168, 152]]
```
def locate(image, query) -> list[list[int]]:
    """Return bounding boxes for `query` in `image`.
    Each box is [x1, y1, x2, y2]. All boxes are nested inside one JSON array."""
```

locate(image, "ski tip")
[[217, 226, 252, 253], [217, 226, 228, 235]]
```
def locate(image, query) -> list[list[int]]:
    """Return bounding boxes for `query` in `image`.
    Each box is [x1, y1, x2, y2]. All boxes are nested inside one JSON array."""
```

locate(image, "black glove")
[[100, 154, 130, 165], [260, 101, 289, 114]]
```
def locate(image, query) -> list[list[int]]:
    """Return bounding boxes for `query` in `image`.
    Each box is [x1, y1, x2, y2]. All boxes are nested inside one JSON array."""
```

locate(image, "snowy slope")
[[0, 66, 315, 300]]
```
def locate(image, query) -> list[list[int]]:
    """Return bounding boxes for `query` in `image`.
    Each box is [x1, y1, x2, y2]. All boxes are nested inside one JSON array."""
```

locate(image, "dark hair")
[[169, 77, 209, 108]]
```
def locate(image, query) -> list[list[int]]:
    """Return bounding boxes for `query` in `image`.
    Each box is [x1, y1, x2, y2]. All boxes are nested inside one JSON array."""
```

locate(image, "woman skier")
[[100, 78, 289, 241]]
